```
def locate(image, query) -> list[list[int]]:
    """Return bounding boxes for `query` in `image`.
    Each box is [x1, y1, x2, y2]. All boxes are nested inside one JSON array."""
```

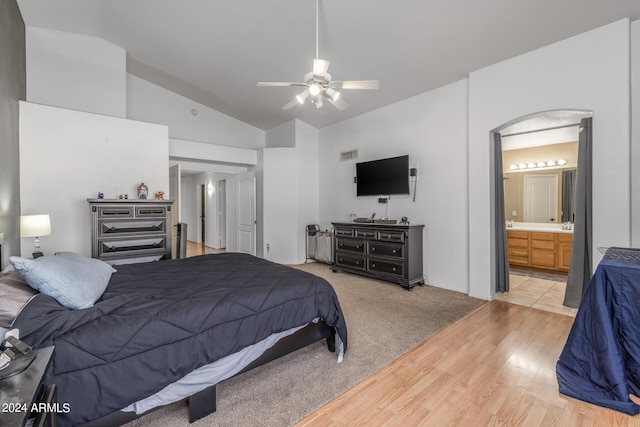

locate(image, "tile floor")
[[497, 272, 578, 317]]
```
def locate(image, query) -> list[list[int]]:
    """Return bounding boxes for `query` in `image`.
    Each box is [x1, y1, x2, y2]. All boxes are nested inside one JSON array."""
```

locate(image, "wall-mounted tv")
[[356, 155, 410, 196]]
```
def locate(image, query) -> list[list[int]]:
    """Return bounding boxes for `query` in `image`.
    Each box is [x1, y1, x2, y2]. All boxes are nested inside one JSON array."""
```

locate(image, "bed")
[[4, 252, 347, 426]]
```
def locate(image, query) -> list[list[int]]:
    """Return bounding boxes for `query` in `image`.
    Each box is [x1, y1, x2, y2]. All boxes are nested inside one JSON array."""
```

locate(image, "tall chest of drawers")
[[88, 199, 173, 265], [331, 222, 424, 289]]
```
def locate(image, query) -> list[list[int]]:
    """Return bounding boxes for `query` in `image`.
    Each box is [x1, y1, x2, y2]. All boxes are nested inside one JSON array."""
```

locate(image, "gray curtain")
[[562, 169, 576, 223], [494, 132, 509, 293], [563, 117, 592, 308]]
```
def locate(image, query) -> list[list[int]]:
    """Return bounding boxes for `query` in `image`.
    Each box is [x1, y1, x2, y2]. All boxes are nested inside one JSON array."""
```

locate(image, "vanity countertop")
[[507, 222, 574, 234]]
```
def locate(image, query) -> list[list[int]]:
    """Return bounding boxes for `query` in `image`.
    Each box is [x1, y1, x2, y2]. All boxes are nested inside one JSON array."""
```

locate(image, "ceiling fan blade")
[[282, 97, 300, 110], [257, 82, 306, 87], [336, 80, 380, 90], [327, 96, 349, 111], [313, 59, 330, 77]]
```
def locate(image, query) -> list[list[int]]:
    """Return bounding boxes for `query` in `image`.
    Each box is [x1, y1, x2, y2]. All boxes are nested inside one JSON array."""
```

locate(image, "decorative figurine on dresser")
[[88, 198, 173, 265]]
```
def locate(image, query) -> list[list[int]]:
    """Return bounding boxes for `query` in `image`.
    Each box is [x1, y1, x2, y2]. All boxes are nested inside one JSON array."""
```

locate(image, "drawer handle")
[[372, 263, 376, 267], [386, 235, 391, 238], [356, 261, 360, 265], [371, 247, 376, 251], [356, 245, 360, 249], [393, 267, 397, 272], [392, 250, 397, 253]]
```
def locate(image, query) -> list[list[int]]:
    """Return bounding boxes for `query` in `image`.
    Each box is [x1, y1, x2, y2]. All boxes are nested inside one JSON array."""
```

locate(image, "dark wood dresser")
[[331, 222, 424, 289]]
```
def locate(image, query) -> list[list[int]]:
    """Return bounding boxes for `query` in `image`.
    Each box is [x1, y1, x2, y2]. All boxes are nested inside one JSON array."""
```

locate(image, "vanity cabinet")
[[88, 199, 173, 265], [506, 231, 529, 266], [331, 222, 424, 289], [507, 230, 573, 273], [556, 233, 573, 271]]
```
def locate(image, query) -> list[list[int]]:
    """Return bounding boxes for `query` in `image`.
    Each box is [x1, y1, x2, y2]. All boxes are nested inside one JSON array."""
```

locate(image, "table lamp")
[[0, 231, 4, 270], [20, 214, 51, 258]]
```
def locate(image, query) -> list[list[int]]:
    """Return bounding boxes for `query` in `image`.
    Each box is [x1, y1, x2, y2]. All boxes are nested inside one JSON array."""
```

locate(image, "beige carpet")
[[125, 263, 486, 427]]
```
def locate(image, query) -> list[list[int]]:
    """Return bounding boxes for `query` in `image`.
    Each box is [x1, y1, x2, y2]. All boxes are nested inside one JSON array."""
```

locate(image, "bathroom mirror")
[[502, 141, 578, 224]]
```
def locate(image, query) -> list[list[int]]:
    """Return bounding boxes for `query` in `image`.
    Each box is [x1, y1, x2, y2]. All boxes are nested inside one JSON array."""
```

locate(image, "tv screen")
[[356, 155, 410, 196]]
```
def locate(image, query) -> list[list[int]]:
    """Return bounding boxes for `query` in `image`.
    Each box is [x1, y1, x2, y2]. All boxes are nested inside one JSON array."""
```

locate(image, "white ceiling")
[[15, 0, 640, 130]]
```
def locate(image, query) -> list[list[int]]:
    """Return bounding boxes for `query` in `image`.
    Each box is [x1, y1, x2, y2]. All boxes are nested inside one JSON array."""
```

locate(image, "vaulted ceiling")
[[16, 0, 640, 130]]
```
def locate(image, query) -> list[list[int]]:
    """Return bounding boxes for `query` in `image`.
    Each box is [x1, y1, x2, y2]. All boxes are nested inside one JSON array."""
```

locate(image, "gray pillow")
[[0, 270, 38, 328], [10, 253, 116, 310]]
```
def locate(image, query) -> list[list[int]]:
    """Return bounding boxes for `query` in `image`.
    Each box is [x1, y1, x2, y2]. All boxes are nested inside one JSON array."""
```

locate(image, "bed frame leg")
[[326, 330, 336, 352], [188, 384, 217, 423]]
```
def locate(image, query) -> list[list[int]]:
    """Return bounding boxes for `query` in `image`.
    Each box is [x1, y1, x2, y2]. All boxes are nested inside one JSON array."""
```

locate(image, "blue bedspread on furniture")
[[556, 248, 640, 414]]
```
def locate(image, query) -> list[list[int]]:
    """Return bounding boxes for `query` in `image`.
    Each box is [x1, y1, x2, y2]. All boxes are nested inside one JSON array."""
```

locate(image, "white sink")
[[507, 222, 573, 234]]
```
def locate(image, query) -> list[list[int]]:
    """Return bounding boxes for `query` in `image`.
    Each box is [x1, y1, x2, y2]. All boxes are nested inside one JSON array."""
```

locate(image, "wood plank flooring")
[[296, 300, 640, 427]]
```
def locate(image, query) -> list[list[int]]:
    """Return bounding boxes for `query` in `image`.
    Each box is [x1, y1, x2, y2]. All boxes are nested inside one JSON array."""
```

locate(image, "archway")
[[491, 109, 592, 307]]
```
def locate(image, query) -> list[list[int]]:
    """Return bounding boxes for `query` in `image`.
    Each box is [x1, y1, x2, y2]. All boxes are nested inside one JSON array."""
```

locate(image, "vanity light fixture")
[[508, 159, 568, 171]]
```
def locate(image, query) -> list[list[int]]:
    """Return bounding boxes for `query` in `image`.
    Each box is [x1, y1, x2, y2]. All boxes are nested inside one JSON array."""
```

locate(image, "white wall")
[[261, 148, 298, 264], [319, 80, 469, 293], [26, 27, 126, 118], [468, 19, 631, 299], [19, 102, 169, 257], [127, 75, 265, 150], [295, 120, 320, 263]]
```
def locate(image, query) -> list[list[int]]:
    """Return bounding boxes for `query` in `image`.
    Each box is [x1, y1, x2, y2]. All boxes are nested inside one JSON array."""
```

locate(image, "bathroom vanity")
[[506, 223, 573, 273]]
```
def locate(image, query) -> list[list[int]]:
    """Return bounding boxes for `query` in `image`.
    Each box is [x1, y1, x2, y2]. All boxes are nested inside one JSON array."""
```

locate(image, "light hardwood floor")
[[296, 301, 640, 427], [186, 240, 225, 257]]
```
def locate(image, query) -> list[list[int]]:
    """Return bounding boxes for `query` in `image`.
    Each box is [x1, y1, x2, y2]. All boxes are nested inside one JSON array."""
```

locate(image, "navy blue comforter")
[[13, 253, 347, 425], [556, 249, 640, 414]]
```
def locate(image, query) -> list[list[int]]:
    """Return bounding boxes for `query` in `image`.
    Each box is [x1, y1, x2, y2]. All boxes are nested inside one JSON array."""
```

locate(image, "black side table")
[[0, 346, 55, 427]]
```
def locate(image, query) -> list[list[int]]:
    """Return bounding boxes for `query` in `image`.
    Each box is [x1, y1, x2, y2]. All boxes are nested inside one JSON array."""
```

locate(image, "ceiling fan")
[[257, 0, 379, 111]]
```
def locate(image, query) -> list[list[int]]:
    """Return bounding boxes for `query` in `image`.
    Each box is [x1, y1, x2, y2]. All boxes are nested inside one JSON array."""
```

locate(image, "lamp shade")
[[20, 214, 51, 238]]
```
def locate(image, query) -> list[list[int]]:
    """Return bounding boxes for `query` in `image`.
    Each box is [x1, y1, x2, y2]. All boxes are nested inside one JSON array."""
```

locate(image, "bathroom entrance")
[[493, 110, 592, 314]]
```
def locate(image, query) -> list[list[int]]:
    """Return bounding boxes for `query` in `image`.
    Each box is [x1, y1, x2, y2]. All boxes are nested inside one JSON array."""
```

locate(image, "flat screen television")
[[356, 155, 410, 196]]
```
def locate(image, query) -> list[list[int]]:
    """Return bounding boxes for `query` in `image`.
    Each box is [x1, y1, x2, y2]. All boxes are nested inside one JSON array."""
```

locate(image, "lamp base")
[[32, 251, 44, 259]]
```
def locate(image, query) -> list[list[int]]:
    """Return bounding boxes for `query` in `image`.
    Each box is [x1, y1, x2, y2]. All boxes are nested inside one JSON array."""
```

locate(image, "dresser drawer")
[[335, 227, 354, 237], [99, 219, 166, 237], [368, 258, 404, 277], [336, 238, 366, 254], [335, 253, 366, 270], [98, 236, 167, 257], [97, 206, 134, 218], [136, 206, 168, 217], [377, 230, 404, 243], [355, 228, 377, 240], [368, 241, 404, 259]]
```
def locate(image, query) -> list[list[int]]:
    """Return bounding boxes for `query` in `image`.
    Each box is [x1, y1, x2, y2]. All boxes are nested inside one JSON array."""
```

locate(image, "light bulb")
[[557, 159, 567, 166], [309, 83, 321, 96]]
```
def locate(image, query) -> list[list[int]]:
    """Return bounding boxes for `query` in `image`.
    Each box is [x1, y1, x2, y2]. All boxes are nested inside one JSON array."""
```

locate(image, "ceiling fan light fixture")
[[296, 90, 309, 104], [309, 83, 321, 96], [325, 87, 340, 101]]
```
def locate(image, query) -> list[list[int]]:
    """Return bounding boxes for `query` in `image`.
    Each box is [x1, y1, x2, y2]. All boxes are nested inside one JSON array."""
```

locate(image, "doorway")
[[494, 110, 591, 315]]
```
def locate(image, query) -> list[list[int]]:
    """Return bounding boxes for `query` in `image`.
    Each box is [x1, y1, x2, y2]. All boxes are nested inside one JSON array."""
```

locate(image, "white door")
[[169, 164, 181, 257], [237, 172, 256, 255], [524, 174, 558, 222]]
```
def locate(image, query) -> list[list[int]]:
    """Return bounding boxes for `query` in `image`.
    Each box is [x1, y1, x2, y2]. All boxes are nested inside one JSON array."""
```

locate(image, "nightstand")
[[0, 346, 56, 427]]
